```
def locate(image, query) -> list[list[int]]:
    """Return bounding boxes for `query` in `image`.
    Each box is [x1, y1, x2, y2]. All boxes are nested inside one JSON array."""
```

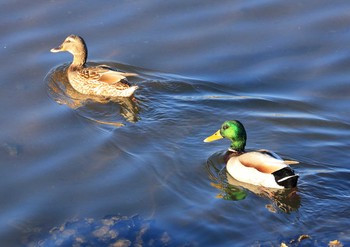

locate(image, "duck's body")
[[67, 64, 138, 97], [51, 35, 137, 97], [225, 149, 298, 189], [204, 120, 298, 189]]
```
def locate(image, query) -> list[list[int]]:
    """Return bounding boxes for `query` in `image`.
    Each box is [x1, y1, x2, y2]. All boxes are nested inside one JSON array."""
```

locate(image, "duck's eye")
[[222, 125, 229, 130]]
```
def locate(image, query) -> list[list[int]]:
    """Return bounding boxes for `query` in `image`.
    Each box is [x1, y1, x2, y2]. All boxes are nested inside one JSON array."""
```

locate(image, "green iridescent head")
[[204, 120, 247, 152]]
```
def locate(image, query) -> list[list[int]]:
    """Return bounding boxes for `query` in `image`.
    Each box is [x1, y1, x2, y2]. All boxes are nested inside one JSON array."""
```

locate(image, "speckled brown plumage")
[[51, 35, 138, 97]]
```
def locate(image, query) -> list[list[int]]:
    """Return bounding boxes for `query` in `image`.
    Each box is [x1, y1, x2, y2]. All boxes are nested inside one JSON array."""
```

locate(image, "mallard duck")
[[204, 120, 299, 189], [50, 35, 138, 97]]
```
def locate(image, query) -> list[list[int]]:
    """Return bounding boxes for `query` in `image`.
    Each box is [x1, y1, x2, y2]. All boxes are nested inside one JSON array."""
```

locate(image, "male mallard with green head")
[[204, 120, 299, 189], [51, 35, 138, 97]]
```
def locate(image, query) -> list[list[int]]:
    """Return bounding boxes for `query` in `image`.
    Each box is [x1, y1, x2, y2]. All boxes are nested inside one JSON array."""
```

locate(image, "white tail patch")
[[277, 174, 298, 183]]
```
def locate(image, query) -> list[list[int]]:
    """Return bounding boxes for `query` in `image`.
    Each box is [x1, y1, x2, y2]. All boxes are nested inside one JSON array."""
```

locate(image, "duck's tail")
[[118, 85, 138, 97], [272, 167, 299, 188]]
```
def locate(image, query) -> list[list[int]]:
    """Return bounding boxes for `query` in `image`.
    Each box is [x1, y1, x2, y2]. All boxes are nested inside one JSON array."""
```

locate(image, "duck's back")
[[67, 66, 137, 97]]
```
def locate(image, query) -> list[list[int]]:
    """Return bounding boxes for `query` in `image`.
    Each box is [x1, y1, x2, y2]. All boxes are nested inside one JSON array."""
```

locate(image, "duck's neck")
[[71, 50, 87, 67], [225, 148, 244, 163], [229, 140, 245, 153]]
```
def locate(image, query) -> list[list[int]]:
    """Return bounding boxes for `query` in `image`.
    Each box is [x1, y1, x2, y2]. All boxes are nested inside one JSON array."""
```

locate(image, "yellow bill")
[[203, 129, 223, 142]]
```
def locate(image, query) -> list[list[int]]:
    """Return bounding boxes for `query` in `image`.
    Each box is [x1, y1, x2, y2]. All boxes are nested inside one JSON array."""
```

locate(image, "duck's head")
[[50, 35, 87, 66], [204, 120, 247, 152]]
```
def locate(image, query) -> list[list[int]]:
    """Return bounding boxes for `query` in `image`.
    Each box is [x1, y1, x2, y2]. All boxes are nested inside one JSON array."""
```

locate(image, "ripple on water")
[[45, 63, 141, 126], [45, 62, 216, 128], [2, 0, 350, 245]]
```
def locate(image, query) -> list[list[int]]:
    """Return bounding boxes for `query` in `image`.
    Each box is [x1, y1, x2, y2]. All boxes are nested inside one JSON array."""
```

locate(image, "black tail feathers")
[[272, 167, 299, 188]]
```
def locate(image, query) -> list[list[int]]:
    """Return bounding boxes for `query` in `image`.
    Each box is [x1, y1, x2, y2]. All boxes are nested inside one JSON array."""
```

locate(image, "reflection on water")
[[22, 214, 194, 247], [1, 0, 350, 246], [46, 63, 140, 125], [206, 151, 301, 213]]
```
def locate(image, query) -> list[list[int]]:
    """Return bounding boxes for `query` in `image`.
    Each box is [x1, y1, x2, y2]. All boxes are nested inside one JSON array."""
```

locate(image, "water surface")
[[1, 0, 350, 246]]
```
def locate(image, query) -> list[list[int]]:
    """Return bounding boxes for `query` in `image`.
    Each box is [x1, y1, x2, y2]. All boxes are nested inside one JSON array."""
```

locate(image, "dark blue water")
[[1, 1, 350, 246]]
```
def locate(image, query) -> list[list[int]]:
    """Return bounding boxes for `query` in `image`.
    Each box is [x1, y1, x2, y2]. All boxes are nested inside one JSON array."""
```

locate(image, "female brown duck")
[[51, 35, 138, 97]]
